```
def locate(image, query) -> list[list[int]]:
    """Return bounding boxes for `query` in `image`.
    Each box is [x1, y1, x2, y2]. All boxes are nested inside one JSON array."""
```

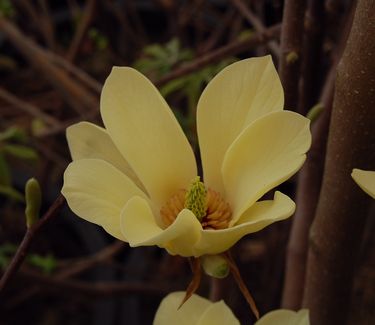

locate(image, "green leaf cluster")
[[88, 28, 109, 51], [0, 126, 38, 202], [0, 243, 57, 274], [0, 0, 15, 18], [134, 38, 193, 79]]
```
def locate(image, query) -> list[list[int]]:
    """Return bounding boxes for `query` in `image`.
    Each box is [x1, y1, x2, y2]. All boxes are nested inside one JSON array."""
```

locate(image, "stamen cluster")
[[160, 180, 232, 230]]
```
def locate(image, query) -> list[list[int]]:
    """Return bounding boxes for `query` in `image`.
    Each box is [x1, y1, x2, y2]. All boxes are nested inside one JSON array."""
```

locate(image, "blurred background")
[[0, 0, 373, 324]]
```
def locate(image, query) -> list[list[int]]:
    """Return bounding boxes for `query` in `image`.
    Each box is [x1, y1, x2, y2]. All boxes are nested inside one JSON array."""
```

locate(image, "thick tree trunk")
[[282, 3, 355, 309], [303, 1, 375, 324]]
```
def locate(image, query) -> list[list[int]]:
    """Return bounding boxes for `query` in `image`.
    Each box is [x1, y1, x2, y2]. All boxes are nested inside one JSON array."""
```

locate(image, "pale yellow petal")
[[255, 309, 310, 325], [222, 111, 310, 224], [120, 196, 202, 257], [101, 67, 197, 209], [197, 56, 283, 193], [66, 121, 145, 191], [194, 192, 295, 256], [62, 159, 147, 240], [153, 292, 212, 325], [352, 169, 375, 199], [196, 300, 240, 325]]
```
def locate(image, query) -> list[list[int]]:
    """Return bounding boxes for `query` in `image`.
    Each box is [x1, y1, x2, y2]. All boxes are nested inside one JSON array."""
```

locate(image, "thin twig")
[[155, 24, 281, 87], [37, 0, 56, 50], [6, 241, 126, 307], [199, 7, 236, 54], [0, 86, 60, 127], [0, 17, 99, 116], [18, 269, 173, 297], [209, 277, 223, 302], [231, 0, 280, 57], [45, 49, 102, 94], [297, 0, 325, 115], [66, 0, 96, 62], [0, 195, 65, 293], [16, 0, 54, 49], [56, 241, 126, 278]]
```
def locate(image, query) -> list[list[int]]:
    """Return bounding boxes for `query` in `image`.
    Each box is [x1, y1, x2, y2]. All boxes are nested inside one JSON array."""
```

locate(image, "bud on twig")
[[25, 178, 41, 228]]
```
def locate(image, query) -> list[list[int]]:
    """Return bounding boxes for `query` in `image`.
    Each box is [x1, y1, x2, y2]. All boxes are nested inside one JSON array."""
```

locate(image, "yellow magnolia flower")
[[351, 169, 375, 199], [62, 56, 311, 257], [255, 309, 309, 325], [153, 292, 310, 325], [153, 292, 240, 325]]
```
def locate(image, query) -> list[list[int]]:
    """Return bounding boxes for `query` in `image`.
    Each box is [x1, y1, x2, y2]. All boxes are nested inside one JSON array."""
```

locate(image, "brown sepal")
[[223, 251, 260, 320], [178, 257, 201, 309]]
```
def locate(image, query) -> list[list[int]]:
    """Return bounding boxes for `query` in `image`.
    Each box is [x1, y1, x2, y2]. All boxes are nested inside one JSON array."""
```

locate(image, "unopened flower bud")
[[202, 254, 229, 279], [25, 178, 42, 228]]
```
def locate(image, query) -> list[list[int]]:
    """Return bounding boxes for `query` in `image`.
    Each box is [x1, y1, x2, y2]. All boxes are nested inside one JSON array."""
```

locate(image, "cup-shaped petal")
[[193, 192, 295, 256], [255, 309, 309, 325], [66, 122, 144, 191], [196, 300, 240, 325], [197, 56, 283, 194], [153, 292, 239, 325], [101, 67, 197, 210], [120, 196, 202, 257], [352, 168, 375, 199], [222, 110, 311, 223], [153, 292, 212, 325], [62, 159, 147, 240]]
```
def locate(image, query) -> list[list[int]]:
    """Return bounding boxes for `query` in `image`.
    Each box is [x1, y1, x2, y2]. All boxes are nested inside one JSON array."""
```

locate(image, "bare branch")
[[0, 195, 65, 293]]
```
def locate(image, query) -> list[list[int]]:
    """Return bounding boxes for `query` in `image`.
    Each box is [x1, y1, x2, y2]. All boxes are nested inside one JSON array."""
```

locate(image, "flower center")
[[160, 177, 232, 230]]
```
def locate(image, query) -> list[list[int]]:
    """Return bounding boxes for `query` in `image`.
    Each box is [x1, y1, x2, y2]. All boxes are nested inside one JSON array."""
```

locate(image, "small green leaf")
[[144, 44, 167, 59], [0, 243, 17, 268], [0, 0, 15, 18], [27, 254, 57, 274], [160, 77, 187, 97], [0, 153, 11, 186], [0, 126, 26, 142], [2, 144, 38, 160], [0, 184, 24, 202]]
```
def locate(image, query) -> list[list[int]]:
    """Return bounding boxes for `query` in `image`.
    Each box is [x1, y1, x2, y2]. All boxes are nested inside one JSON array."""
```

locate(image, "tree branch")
[[0, 17, 99, 116], [155, 24, 281, 87], [297, 0, 325, 115], [303, 1, 375, 323], [0, 195, 65, 293], [279, 0, 307, 110], [230, 0, 280, 57], [282, 2, 355, 309]]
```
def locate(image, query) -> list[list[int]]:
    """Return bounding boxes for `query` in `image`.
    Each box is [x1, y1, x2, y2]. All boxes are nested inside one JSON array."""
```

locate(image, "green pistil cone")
[[185, 176, 207, 221]]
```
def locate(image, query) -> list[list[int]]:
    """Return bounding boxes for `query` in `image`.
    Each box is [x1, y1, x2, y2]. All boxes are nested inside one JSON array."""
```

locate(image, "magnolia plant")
[[153, 292, 310, 325], [61, 56, 311, 320], [62, 56, 311, 257]]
